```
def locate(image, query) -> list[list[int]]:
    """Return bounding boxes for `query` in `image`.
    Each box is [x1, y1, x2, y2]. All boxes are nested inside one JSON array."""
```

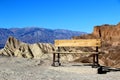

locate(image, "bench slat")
[[55, 39, 101, 47], [49, 51, 99, 54]]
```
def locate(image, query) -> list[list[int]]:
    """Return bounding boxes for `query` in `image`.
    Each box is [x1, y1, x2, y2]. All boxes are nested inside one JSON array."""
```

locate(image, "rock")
[[72, 22, 120, 68], [14, 49, 23, 57], [0, 36, 81, 62], [0, 36, 55, 59], [92, 23, 120, 45]]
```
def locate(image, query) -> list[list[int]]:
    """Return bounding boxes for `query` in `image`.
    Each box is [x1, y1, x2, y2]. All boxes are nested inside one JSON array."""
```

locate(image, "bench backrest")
[[55, 39, 101, 47]]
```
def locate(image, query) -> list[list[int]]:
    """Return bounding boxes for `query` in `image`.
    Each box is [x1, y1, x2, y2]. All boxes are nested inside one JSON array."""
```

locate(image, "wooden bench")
[[52, 39, 101, 67]]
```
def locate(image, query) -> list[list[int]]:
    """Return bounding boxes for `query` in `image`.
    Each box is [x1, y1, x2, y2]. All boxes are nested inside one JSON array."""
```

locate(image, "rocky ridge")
[[0, 36, 54, 59], [73, 22, 120, 68], [0, 22, 120, 68], [0, 36, 79, 62]]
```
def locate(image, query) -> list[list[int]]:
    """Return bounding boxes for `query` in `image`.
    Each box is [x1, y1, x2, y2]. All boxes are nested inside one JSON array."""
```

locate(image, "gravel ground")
[[0, 56, 120, 80]]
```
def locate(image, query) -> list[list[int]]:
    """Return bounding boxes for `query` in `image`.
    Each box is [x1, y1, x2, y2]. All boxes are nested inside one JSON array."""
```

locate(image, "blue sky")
[[0, 0, 120, 33]]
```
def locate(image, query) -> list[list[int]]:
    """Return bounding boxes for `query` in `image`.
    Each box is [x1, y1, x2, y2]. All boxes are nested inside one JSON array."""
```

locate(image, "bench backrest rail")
[[55, 39, 101, 47]]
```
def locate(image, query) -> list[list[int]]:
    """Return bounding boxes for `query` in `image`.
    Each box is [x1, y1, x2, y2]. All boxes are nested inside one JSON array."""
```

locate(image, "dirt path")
[[0, 56, 120, 80]]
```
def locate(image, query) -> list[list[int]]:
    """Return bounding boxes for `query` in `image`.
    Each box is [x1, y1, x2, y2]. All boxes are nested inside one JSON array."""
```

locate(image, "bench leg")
[[52, 53, 56, 66], [52, 53, 61, 67], [96, 54, 100, 66], [93, 54, 95, 67], [92, 47, 100, 68], [57, 53, 61, 66], [92, 54, 100, 68]]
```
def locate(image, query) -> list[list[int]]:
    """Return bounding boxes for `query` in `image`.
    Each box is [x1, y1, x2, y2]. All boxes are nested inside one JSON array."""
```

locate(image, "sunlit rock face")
[[0, 36, 54, 59], [1, 22, 120, 68], [0, 36, 79, 62], [73, 22, 120, 68], [92, 23, 120, 45]]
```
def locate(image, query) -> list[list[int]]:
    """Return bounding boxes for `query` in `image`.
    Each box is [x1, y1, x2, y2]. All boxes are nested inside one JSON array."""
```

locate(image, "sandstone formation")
[[74, 23, 120, 45], [92, 23, 120, 46], [0, 36, 54, 59], [0, 36, 80, 62], [73, 22, 120, 68], [1, 22, 120, 68]]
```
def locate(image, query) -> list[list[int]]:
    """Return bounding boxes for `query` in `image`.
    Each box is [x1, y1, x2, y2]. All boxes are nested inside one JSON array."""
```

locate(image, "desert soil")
[[0, 56, 120, 80]]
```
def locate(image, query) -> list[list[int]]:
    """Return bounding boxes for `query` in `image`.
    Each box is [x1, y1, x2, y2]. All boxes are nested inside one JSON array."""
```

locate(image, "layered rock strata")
[[0, 36, 54, 59], [73, 22, 120, 68]]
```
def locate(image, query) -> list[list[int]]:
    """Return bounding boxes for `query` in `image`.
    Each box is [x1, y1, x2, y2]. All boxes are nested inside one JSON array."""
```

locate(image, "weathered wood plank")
[[49, 51, 99, 54], [55, 39, 101, 47]]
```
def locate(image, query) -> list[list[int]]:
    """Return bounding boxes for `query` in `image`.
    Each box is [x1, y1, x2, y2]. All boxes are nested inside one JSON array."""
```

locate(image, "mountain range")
[[0, 27, 86, 48]]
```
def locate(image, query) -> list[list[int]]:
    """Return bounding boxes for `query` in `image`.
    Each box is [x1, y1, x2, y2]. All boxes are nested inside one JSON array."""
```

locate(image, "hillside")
[[0, 27, 86, 48], [73, 22, 120, 68], [1, 22, 120, 68], [73, 22, 120, 46]]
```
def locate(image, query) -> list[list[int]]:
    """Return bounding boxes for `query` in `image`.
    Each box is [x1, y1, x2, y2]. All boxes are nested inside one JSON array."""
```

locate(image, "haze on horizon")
[[0, 0, 120, 33]]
